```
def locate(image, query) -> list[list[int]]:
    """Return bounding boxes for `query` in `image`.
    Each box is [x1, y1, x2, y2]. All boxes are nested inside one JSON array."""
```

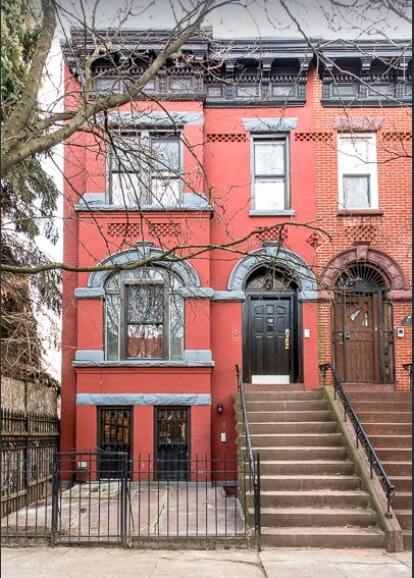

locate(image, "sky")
[[37, 0, 412, 377]]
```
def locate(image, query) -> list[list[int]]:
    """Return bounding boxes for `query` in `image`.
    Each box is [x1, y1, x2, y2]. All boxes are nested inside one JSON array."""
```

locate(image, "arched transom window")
[[105, 267, 184, 361]]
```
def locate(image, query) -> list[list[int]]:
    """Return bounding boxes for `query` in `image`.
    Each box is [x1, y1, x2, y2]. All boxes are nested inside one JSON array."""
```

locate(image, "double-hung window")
[[338, 133, 378, 209], [108, 131, 181, 207], [252, 137, 289, 211]]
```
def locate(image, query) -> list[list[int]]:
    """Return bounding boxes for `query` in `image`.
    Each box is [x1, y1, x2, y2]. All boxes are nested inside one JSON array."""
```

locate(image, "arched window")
[[245, 265, 297, 292], [105, 267, 184, 361]]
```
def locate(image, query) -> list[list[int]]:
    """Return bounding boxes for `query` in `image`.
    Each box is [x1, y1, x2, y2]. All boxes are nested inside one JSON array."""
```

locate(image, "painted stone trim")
[[88, 245, 201, 289], [184, 350, 212, 363], [212, 291, 246, 302], [73, 360, 215, 368], [178, 287, 214, 299], [298, 290, 319, 302], [249, 209, 295, 217], [227, 245, 317, 293], [75, 350, 104, 362], [78, 192, 106, 204], [74, 288, 104, 299], [105, 111, 204, 127], [75, 203, 213, 212], [76, 393, 211, 406], [332, 116, 385, 132], [243, 117, 298, 133]]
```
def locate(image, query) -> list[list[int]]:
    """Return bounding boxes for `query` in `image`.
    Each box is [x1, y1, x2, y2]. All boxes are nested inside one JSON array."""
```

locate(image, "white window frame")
[[337, 133, 378, 210], [251, 135, 290, 211], [107, 129, 183, 207]]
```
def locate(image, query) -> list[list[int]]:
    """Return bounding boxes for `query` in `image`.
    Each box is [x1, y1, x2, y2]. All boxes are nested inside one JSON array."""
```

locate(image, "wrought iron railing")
[[319, 363, 395, 515], [402, 363, 412, 390], [235, 364, 261, 551]]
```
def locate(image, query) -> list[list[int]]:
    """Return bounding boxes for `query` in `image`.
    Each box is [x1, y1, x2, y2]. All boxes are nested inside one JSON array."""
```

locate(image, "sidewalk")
[[2, 547, 412, 578]]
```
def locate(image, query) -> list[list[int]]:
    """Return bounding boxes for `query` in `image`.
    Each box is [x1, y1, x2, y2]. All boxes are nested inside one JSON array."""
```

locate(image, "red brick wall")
[[310, 69, 412, 389]]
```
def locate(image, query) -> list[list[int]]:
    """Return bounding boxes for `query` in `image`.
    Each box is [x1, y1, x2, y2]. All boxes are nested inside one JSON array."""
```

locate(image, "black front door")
[[98, 407, 132, 479], [248, 297, 292, 377], [155, 407, 189, 481]]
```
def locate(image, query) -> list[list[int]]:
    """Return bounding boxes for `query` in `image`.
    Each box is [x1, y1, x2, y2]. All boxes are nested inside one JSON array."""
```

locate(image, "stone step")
[[358, 412, 412, 423], [352, 401, 412, 412], [248, 433, 344, 447], [383, 462, 412, 476], [369, 435, 412, 448], [261, 526, 385, 548], [245, 422, 339, 434], [375, 448, 412, 461], [243, 447, 348, 460], [259, 475, 361, 491], [253, 490, 371, 509], [394, 510, 412, 530], [403, 530, 412, 550], [347, 392, 412, 402], [343, 384, 395, 392], [244, 383, 305, 392], [242, 411, 333, 422], [259, 460, 354, 476], [257, 507, 378, 527], [244, 391, 323, 401], [393, 493, 412, 510], [364, 423, 412, 436], [391, 476, 412, 492], [244, 400, 328, 411]]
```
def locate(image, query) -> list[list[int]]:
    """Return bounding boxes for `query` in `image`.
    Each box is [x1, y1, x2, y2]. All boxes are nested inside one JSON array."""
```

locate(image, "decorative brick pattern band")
[[295, 132, 333, 142], [206, 133, 247, 143]]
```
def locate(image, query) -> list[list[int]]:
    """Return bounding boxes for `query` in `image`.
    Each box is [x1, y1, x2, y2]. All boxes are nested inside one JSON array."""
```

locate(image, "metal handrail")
[[319, 363, 395, 515], [235, 364, 261, 551], [402, 363, 412, 390]]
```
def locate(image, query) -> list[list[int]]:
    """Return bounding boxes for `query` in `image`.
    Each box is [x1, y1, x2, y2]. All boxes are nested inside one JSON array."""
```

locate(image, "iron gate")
[[51, 452, 128, 545]]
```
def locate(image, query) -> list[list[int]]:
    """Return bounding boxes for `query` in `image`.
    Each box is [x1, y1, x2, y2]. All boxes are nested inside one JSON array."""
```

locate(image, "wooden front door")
[[248, 297, 292, 377], [155, 407, 189, 481], [333, 290, 394, 383], [98, 407, 132, 479]]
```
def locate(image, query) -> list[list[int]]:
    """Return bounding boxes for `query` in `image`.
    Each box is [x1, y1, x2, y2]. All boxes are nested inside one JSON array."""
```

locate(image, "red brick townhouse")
[[61, 29, 411, 479]]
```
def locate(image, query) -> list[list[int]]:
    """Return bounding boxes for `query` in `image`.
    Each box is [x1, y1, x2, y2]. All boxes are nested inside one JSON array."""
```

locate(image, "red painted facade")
[[61, 34, 412, 470]]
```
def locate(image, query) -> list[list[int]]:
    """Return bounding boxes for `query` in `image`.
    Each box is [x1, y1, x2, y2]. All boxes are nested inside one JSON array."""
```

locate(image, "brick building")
[[61, 30, 411, 504]]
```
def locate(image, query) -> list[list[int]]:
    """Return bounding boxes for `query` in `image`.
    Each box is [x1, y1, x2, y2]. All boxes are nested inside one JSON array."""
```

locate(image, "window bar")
[[195, 454, 199, 536], [147, 454, 150, 538], [205, 454, 208, 537]]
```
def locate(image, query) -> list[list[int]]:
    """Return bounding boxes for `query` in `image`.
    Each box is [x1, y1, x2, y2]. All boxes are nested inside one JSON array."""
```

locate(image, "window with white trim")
[[252, 137, 289, 211], [108, 131, 181, 207], [338, 133, 378, 209]]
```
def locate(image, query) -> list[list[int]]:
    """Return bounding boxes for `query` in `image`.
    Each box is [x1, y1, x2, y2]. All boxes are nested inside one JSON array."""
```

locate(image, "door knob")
[[344, 331, 351, 339], [284, 328, 290, 350]]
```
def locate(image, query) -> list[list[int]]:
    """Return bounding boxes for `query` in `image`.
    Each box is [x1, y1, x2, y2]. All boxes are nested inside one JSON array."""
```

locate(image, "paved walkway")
[[2, 547, 412, 578]]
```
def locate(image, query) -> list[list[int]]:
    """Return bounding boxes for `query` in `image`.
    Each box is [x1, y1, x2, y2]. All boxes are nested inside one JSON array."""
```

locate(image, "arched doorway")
[[333, 263, 394, 383], [243, 265, 301, 383]]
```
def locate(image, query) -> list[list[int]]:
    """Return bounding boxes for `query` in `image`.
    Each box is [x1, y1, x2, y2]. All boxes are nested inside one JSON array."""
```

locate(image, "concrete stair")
[[235, 384, 385, 548], [346, 388, 412, 550]]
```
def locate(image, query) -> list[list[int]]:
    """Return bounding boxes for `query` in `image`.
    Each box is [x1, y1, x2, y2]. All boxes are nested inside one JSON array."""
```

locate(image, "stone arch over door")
[[227, 245, 318, 300], [321, 246, 408, 298]]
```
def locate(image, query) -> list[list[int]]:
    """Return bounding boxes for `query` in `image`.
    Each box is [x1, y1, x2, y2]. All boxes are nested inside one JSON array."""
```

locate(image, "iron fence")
[[1, 451, 259, 548], [1, 409, 59, 519]]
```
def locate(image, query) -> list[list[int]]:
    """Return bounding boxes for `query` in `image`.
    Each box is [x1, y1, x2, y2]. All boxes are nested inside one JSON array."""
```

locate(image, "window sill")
[[73, 359, 215, 368], [336, 209, 384, 216], [75, 203, 213, 213], [249, 209, 295, 217]]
